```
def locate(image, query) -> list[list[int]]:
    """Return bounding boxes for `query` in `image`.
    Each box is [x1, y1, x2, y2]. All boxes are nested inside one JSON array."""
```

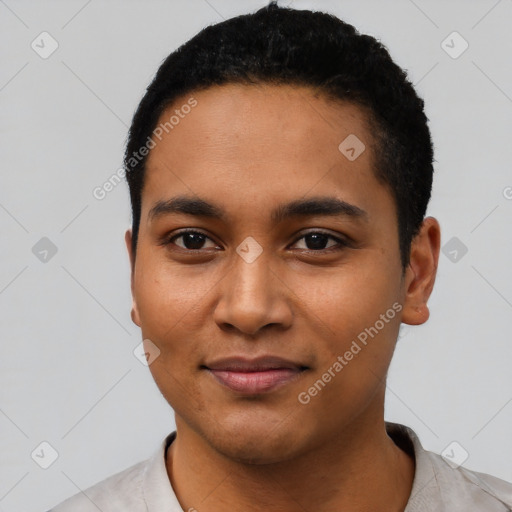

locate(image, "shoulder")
[[48, 432, 179, 512], [387, 423, 512, 511], [49, 458, 149, 512], [426, 450, 512, 511]]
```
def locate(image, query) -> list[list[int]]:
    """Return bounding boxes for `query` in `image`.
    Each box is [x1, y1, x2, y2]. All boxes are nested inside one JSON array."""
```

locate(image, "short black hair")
[[124, 1, 434, 270]]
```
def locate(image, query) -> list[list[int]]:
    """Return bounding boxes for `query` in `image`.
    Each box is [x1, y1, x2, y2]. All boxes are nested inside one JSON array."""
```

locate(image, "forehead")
[[142, 83, 391, 223], [147, 83, 374, 166]]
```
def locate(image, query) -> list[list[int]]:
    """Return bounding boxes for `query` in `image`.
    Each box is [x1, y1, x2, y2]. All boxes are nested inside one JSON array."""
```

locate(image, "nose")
[[213, 251, 293, 337]]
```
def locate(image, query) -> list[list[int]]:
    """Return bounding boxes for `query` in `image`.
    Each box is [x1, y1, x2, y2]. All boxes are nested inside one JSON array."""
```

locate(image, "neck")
[[165, 407, 415, 512]]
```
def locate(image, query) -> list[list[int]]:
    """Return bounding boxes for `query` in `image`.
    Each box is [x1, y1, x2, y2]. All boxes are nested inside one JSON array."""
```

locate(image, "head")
[[124, 3, 440, 462]]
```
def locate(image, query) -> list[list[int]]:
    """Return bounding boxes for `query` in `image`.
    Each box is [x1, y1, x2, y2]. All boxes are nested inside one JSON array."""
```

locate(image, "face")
[[127, 83, 430, 464]]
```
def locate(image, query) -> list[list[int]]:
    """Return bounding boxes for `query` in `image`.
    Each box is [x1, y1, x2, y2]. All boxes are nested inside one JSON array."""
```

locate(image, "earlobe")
[[401, 217, 441, 326], [130, 304, 141, 327], [124, 229, 141, 327]]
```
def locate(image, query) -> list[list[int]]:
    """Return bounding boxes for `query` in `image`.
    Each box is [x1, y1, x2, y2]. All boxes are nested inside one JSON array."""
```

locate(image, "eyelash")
[[162, 229, 350, 253]]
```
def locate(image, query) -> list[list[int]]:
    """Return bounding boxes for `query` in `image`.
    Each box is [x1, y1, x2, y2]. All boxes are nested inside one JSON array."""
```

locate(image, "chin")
[[214, 432, 300, 465], [201, 413, 309, 465]]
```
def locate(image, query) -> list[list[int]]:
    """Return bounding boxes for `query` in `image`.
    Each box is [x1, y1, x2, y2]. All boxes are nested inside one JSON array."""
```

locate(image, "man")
[[50, 2, 512, 511]]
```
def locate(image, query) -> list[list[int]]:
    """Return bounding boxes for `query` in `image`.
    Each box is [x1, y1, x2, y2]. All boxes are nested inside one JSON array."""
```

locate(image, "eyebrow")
[[147, 195, 368, 223]]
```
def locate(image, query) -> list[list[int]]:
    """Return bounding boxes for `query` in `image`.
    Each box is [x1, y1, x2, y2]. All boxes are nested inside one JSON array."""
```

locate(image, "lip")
[[203, 356, 308, 394]]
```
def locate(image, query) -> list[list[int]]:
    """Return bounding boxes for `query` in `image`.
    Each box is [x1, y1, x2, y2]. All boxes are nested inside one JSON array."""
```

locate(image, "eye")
[[163, 229, 349, 253], [290, 231, 348, 251], [166, 230, 219, 251]]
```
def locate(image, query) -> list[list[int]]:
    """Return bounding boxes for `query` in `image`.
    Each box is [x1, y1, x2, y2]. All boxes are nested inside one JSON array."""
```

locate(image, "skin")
[[125, 83, 441, 512]]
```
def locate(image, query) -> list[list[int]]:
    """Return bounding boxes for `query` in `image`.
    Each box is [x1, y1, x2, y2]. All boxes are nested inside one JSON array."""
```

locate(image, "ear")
[[401, 217, 441, 325], [125, 229, 141, 327]]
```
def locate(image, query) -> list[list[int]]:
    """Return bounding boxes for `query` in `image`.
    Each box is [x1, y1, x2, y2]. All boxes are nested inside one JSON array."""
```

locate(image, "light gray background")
[[1, 0, 511, 510]]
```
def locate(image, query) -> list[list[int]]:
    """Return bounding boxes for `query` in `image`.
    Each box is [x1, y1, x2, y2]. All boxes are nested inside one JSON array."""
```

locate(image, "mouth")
[[202, 356, 309, 395]]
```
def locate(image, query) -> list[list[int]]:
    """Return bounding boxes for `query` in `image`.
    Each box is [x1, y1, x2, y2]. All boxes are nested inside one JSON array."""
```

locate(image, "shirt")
[[48, 422, 512, 511]]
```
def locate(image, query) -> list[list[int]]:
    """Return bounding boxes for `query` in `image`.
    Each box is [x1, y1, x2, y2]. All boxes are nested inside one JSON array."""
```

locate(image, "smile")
[[203, 356, 308, 394]]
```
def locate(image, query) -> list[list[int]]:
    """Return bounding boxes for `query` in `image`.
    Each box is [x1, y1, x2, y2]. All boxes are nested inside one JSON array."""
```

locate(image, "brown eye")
[[168, 231, 218, 250], [303, 233, 332, 250], [291, 231, 348, 251]]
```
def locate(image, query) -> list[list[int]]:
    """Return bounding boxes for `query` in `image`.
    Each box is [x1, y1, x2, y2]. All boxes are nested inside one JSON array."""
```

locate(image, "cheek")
[[133, 251, 219, 336], [134, 260, 211, 412], [286, 261, 402, 409], [284, 260, 400, 342], [132, 253, 224, 392]]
